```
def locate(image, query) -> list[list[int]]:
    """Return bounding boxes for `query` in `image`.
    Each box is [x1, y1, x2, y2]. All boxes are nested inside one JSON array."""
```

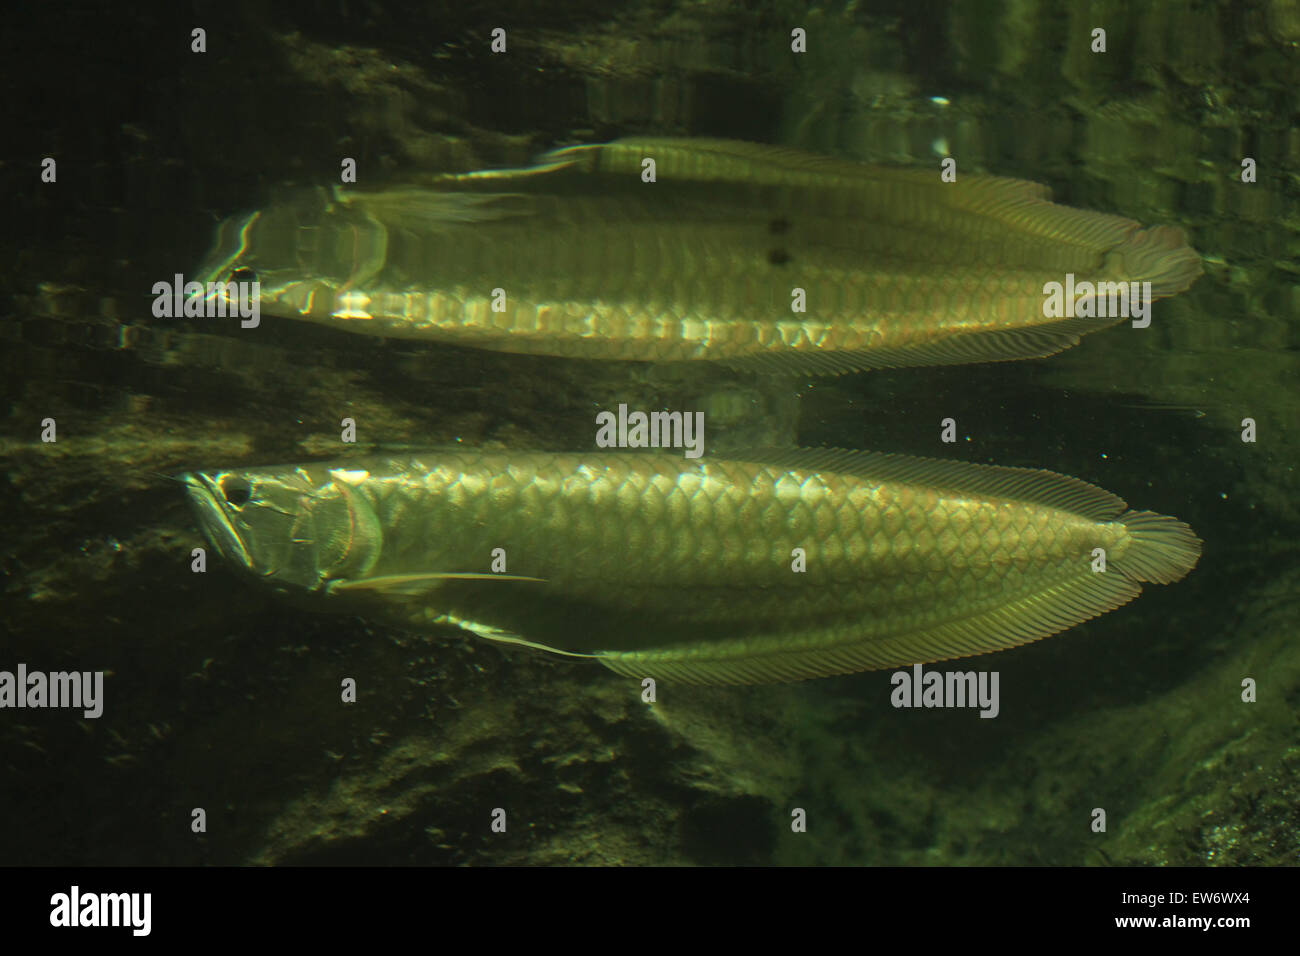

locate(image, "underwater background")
[[1, 0, 1297, 865]]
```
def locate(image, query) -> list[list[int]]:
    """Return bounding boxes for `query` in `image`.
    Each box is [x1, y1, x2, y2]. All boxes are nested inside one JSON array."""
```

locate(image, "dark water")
[[2, 1, 1297, 869]]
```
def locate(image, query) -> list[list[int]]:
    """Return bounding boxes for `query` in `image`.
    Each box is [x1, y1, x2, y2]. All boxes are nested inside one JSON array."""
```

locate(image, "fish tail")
[[1116, 510, 1203, 584], [1104, 225, 1203, 297]]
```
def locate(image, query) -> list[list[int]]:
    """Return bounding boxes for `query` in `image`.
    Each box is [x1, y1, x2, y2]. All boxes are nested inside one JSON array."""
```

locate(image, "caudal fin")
[[1116, 510, 1202, 584], [1105, 226, 1203, 298]]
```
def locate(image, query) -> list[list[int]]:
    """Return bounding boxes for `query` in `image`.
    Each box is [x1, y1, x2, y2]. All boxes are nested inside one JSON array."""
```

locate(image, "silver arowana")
[[183, 449, 1201, 685], [193, 138, 1202, 374]]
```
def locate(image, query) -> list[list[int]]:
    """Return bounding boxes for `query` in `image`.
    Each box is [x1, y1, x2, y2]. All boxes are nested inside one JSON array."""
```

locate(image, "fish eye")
[[231, 266, 258, 283], [220, 476, 252, 507]]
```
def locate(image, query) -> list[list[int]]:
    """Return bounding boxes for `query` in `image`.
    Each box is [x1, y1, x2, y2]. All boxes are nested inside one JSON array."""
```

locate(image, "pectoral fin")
[[326, 571, 546, 597], [433, 612, 599, 660]]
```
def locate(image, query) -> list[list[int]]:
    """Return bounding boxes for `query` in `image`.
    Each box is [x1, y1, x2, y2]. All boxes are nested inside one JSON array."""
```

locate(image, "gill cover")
[[184, 468, 383, 591], [309, 477, 384, 582]]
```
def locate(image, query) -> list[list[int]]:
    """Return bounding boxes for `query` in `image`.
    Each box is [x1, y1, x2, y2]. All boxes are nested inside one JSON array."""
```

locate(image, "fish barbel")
[[182, 449, 1200, 684], [192, 138, 1201, 373]]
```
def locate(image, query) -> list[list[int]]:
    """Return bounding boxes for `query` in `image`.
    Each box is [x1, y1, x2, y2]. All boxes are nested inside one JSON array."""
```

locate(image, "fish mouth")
[[181, 472, 255, 571]]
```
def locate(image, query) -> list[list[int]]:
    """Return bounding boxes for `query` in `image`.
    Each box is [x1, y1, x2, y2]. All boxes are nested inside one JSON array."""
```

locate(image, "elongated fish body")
[[192, 139, 1202, 374], [182, 449, 1200, 684]]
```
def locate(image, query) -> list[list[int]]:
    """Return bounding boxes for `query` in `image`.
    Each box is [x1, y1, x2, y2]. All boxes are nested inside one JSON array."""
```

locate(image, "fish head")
[[191, 187, 375, 319], [182, 466, 383, 593]]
